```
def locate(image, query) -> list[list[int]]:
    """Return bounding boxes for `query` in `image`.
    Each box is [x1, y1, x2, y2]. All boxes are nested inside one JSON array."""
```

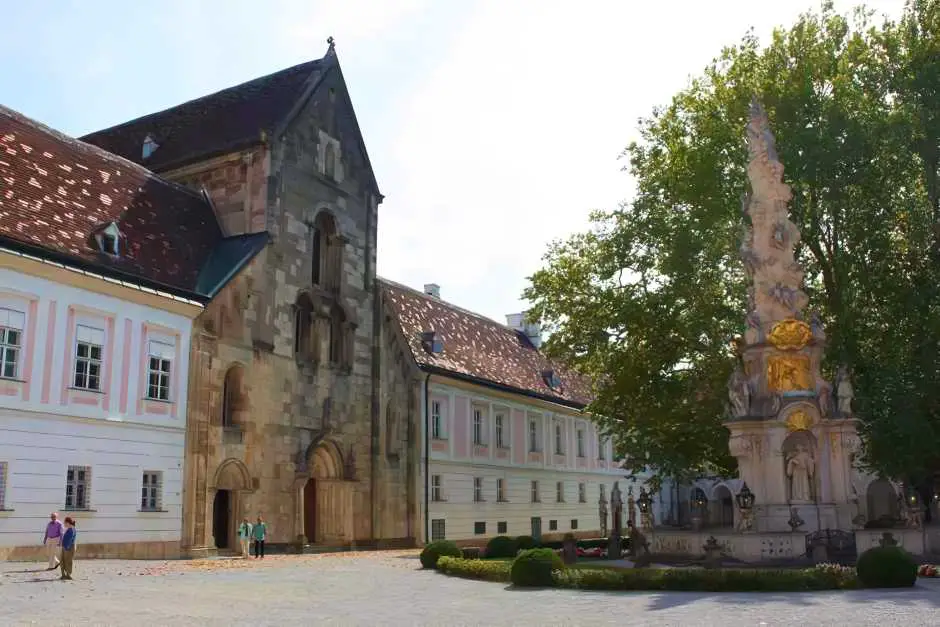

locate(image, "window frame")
[[65, 465, 91, 510], [473, 476, 484, 503], [73, 325, 104, 392], [431, 474, 443, 502], [556, 481, 565, 503], [0, 307, 24, 380], [140, 471, 162, 511], [472, 407, 484, 446], [430, 518, 446, 541], [0, 461, 8, 510], [578, 482, 587, 503], [496, 477, 507, 502], [146, 341, 173, 402], [494, 413, 506, 448], [554, 422, 563, 455], [431, 401, 444, 440], [473, 521, 486, 535], [528, 419, 539, 453], [576, 428, 585, 458], [530, 480, 540, 503]]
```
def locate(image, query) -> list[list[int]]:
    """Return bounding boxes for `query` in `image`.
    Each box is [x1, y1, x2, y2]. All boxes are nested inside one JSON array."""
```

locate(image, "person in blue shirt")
[[60, 517, 77, 581], [252, 515, 267, 559]]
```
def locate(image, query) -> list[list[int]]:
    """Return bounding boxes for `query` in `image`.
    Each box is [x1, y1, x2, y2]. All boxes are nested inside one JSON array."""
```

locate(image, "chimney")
[[424, 283, 441, 299], [506, 311, 542, 349]]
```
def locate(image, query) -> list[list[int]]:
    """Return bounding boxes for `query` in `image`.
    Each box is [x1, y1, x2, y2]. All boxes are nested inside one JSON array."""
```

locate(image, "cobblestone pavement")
[[2, 551, 940, 626]]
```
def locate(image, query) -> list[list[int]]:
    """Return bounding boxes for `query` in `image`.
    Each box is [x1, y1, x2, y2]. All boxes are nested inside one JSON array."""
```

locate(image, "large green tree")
[[525, 1, 940, 485]]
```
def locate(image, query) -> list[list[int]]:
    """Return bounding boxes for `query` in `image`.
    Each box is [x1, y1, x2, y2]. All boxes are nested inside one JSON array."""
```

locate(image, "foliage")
[[515, 535, 537, 551], [554, 565, 859, 591], [510, 549, 566, 587], [419, 540, 462, 570], [856, 546, 918, 587], [485, 536, 519, 559], [523, 0, 940, 482], [436, 557, 512, 582], [461, 546, 483, 560]]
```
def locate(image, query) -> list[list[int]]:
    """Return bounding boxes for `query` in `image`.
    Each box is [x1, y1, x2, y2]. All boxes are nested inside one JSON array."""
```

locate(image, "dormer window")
[[542, 369, 562, 390], [93, 222, 125, 258], [142, 134, 159, 160], [421, 331, 443, 355]]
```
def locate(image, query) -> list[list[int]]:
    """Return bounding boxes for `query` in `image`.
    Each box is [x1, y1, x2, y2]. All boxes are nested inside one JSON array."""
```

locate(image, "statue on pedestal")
[[728, 366, 751, 417], [598, 493, 608, 537], [835, 366, 854, 416], [608, 482, 624, 560], [786, 444, 815, 502]]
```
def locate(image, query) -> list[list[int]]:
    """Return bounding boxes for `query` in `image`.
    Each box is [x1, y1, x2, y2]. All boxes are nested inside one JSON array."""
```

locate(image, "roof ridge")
[[1, 105, 207, 203], [376, 276, 527, 336], [78, 58, 322, 141]]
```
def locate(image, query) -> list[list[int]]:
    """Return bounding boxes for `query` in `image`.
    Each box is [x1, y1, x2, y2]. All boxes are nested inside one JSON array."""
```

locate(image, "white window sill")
[[68, 387, 104, 395], [138, 509, 169, 513]]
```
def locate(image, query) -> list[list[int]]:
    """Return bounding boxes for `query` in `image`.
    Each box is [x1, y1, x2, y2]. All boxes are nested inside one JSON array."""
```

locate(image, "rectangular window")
[[556, 481, 564, 503], [576, 428, 585, 457], [554, 422, 563, 455], [0, 308, 24, 379], [496, 478, 507, 502], [0, 461, 8, 509], [495, 414, 505, 448], [578, 482, 587, 503], [474, 521, 486, 535], [473, 477, 484, 502], [497, 521, 507, 534], [147, 341, 173, 401], [431, 519, 446, 541], [549, 519, 558, 531], [530, 480, 540, 503], [473, 408, 484, 445], [73, 325, 104, 391], [140, 471, 162, 511], [528, 419, 538, 452], [65, 465, 90, 509], [431, 474, 442, 502], [571, 519, 579, 530], [431, 401, 443, 439]]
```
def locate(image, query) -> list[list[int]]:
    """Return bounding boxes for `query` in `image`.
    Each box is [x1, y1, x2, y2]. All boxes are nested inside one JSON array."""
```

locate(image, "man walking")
[[42, 512, 64, 570], [252, 515, 267, 559], [237, 518, 252, 559]]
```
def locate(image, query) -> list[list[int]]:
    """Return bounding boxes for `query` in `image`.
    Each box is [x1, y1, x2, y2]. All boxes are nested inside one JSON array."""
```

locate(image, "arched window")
[[324, 143, 337, 179], [294, 293, 316, 360], [311, 211, 340, 291], [221, 366, 244, 427]]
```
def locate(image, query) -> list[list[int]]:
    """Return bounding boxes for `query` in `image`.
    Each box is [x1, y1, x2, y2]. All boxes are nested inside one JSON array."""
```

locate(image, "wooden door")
[[303, 479, 317, 544]]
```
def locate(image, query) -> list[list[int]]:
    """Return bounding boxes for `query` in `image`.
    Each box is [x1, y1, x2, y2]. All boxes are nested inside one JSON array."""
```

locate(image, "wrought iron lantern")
[[735, 482, 755, 511], [637, 488, 652, 514], [692, 488, 707, 511]]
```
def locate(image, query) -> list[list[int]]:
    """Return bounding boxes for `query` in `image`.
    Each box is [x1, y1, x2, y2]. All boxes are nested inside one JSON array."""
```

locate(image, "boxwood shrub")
[[420, 540, 462, 569], [856, 546, 917, 588], [485, 535, 518, 559], [515, 535, 538, 551], [510, 548, 566, 587], [437, 557, 512, 582]]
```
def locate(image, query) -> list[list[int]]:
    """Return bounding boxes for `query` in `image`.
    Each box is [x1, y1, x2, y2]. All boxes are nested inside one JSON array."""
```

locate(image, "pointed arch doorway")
[[301, 441, 353, 545], [211, 458, 252, 551]]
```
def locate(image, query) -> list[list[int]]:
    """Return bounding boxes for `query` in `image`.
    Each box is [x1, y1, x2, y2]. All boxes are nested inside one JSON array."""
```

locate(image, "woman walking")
[[252, 515, 267, 559], [60, 517, 77, 581], [237, 518, 252, 559]]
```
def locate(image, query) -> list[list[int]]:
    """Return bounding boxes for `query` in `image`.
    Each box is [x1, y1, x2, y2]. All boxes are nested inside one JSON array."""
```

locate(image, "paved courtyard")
[[2, 551, 940, 626]]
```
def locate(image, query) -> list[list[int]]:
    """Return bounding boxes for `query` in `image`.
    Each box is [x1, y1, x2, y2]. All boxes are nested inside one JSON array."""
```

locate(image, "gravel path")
[[2, 551, 940, 626]]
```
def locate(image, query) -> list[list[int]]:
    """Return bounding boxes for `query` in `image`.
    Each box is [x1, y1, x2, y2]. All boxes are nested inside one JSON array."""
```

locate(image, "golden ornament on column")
[[768, 319, 812, 351], [785, 409, 814, 432]]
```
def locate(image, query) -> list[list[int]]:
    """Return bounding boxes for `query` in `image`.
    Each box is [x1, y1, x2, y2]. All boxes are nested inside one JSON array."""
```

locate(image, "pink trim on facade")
[[495, 448, 510, 460], [40, 300, 57, 404], [171, 336, 181, 418], [512, 409, 525, 465], [59, 306, 76, 405], [135, 322, 147, 416], [472, 444, 488, 457], [143, 400, 171, 415], [527, 451, 544, 464], [21, 298, 38, 402], [431, 440, 449, 453], [453, 395, 469, 458], [119, 319, 132, 414], [0, 381, 20, 396], [101, 316, 115, 412], [70, 392, 101, 406]]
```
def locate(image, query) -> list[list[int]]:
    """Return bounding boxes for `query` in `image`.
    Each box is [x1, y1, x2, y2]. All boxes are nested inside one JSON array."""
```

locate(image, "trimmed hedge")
[[485, 535, 518, 559], [516, 535, 538, 551], [856, 546, 917, 588], [437, 556, 512, 582], [510, 548, 566, 587], [420, 540, 462, 569], [436, 559, 860, 592]]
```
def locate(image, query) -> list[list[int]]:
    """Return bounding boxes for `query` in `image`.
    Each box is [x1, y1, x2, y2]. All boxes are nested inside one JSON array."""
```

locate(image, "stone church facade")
[[82, 43, 420, 554]]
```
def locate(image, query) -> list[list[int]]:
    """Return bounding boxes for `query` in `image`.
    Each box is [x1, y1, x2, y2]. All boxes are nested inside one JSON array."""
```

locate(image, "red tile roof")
[[0, 105, 223, 295], [80, 59, 324, 171], [380, 278, 594, 408]]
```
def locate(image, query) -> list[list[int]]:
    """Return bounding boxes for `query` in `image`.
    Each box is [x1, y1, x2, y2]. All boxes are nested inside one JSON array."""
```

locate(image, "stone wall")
[[169, 64, 417, 555]]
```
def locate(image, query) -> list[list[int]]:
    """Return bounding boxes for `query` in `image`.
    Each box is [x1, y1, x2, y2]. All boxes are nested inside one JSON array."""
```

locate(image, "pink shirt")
[[44, 520, 64, 540]]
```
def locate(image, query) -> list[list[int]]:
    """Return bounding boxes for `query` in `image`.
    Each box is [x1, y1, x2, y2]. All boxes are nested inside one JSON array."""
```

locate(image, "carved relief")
[[767, 355, 813, 392], [768, 319, 812, 351]]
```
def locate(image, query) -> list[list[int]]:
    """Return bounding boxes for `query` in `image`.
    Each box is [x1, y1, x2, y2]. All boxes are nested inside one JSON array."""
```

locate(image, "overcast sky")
[[0, 0, 904, 325]]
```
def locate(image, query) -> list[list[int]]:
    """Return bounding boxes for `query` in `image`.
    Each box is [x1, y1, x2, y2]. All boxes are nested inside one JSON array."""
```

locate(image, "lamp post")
[[691, 489, 707, 531], [907, 486, 923, 529], [637, 488, 653, 531], [735, 482, 755, 532]]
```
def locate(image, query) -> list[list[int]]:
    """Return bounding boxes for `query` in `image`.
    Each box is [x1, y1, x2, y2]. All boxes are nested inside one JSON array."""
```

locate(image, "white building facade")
[[423, 377, 625, 543], [0, 261, 200, 560]]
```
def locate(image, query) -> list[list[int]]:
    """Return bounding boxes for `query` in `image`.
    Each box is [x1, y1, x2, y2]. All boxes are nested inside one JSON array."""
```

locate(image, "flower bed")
[[918, 564, 939, 578], [434, 557, 860, 592]]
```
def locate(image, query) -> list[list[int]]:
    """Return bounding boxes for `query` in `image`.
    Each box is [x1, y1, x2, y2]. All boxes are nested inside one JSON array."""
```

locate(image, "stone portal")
[[724, 99, 860, 534]]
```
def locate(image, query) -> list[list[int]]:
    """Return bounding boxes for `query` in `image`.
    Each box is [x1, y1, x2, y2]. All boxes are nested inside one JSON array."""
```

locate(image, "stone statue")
[[835, 366, 854, 415], [809, 311, 826, 341], [611, 482, 623, 523], [816, 379, 834, 416], [728, 366, 750, 417], [598, 494, 609, 537], [786, 444, 815, 502]]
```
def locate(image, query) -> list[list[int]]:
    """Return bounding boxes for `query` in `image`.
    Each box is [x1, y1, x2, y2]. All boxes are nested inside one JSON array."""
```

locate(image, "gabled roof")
[[0, 105, 267, 302], [80, 59, 324, 172], [380, 278, 593, 409]]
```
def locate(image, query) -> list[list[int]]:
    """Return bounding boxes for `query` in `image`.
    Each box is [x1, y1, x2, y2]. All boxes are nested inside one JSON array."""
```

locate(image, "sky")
[[0, 0, 906, 325]]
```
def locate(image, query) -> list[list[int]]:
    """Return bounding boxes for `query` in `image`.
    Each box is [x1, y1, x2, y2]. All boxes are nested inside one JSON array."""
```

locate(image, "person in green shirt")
[[237, 518, 252, 559], [252, 515, 267, 559]]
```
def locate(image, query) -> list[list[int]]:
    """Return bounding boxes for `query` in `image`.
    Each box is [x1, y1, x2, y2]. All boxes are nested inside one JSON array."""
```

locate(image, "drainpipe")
[[423, 372, 431, 544]]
